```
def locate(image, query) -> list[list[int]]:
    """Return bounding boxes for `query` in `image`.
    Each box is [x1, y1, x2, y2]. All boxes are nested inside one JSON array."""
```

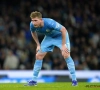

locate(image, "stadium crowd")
[[0, 0, 100, 70]]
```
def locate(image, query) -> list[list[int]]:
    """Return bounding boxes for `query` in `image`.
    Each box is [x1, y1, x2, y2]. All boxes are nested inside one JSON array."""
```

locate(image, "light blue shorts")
[[39, 32, 70, 53]]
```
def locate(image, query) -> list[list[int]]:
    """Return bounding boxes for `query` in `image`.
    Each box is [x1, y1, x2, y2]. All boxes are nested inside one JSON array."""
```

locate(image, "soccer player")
[[26, 11, 78, 86]]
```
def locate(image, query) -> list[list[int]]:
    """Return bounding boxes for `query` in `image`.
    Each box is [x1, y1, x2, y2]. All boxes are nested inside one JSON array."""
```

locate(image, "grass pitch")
[[0, 82, 100, 90]]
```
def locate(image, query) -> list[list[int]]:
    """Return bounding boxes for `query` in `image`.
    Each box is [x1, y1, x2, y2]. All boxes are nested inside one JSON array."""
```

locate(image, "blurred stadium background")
[[0, 0, 100, 83]]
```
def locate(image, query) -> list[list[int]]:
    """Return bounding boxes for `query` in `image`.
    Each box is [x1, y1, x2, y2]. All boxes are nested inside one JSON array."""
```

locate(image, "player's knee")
[[62, 53, 70, 59], [36, 53, 44, 60]]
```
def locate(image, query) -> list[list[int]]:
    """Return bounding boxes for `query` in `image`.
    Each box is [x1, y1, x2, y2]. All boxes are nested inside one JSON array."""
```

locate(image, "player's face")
[[31, 17, 42, 28]]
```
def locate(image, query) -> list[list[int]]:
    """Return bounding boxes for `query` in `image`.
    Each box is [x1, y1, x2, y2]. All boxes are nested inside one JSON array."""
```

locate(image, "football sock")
[[65, 57, 77, 81], [33, 60, 43, 81]]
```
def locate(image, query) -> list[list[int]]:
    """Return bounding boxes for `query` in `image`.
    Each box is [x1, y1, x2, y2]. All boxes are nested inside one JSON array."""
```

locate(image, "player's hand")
[[61, 44, 69, 53], [36, 45, 40, 52]]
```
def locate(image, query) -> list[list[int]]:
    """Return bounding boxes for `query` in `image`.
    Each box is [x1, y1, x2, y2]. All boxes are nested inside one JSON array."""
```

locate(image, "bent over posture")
[[25, 11, 78, 86]]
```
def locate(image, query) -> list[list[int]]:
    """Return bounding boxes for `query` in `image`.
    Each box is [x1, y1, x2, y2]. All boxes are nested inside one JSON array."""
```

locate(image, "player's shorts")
[[39, 32, 70, 53]]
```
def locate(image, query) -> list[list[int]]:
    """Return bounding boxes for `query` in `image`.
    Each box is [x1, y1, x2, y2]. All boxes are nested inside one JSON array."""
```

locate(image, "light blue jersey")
[[30, 18, 62, 37], [30, 18, 70, 52]]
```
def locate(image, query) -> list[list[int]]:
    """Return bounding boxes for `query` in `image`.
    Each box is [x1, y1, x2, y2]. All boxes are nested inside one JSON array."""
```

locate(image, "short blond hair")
[[30, 11, 42, 19]]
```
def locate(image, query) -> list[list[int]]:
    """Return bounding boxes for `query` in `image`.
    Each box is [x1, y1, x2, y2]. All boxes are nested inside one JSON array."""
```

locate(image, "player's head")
[[30, 11, 43, 27]]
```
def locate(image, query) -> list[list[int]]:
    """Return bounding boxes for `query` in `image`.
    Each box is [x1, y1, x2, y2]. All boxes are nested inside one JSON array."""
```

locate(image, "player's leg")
[[32, 52, 47, 82], [54, 32, 77, 86], [25, 52, 47, 86], [25, 36, 54, 86], [62, 49, 77, 86]]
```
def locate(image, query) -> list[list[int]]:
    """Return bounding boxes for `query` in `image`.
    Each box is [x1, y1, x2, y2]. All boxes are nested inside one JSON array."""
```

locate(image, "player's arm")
[[31, 31, 40, 52], [31, 31, 40, 46], [60, 27, 69, 53], [30, 22, 40, 52], [60, 26, 67, 45]]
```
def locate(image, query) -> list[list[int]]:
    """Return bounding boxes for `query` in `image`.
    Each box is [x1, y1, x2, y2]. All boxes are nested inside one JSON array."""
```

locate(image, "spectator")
[[3, 50, 19, 70]]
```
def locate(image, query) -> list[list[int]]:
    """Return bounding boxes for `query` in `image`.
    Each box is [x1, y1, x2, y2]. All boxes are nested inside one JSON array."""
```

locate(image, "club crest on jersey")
[[46, 29, 50, 32]]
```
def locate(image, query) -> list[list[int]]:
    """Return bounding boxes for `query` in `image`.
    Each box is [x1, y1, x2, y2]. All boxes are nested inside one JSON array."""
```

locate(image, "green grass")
[[0, 82, 100, 90]]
